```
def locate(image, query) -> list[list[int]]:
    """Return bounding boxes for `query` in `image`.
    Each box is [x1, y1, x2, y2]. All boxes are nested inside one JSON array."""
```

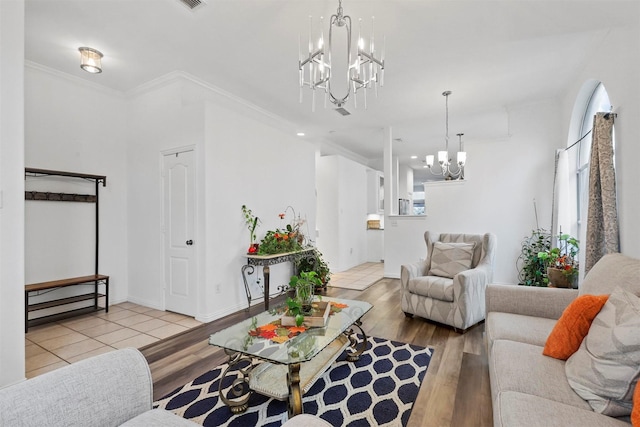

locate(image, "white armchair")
[[400, 232, 497, 332]]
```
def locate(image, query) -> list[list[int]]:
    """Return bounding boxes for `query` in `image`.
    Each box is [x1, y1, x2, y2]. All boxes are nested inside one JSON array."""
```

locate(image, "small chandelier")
[[425, 91, 466, 180], [298, 0, 385, 111], [78, 47, 103, 74]]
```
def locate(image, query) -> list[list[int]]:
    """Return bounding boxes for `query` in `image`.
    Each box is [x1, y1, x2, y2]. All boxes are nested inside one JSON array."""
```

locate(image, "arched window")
[[563, 81, 613, 280]]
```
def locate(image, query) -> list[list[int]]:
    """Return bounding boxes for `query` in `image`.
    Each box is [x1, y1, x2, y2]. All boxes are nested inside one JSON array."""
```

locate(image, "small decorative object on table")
[[241, 204, 260, 254], [538, 232, 579, 288], [286, 271, 323, 326]]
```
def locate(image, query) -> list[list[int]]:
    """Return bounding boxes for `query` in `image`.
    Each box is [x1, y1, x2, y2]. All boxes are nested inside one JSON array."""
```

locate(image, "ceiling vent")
[[335, 107, 351, 116], [179, 0, 206, 11]]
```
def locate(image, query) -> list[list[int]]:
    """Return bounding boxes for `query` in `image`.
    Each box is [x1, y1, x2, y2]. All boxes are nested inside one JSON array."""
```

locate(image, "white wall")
[[560, 25, 640, 260], [316, 156, 340, 270], [316, 155, 368, 272], [0, 0, 26, 387], [127, 80, 203, 312], [128, 75, 317, 322], [384, 100, 562, 283], [202, 99, 316, 321], [24, 67, 129, 305]]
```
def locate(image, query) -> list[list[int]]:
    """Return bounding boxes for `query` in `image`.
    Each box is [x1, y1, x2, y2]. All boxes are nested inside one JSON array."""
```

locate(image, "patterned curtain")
[[584, 112, 619, 273]]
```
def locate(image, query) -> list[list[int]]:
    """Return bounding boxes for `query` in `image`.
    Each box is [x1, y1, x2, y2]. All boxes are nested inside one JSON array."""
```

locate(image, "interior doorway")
[[162, 148, 197, 316]]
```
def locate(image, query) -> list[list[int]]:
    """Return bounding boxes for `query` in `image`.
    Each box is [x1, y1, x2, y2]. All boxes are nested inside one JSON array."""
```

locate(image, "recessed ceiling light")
[[297, 132, 305, 136], [411, 155, 417, 159], [423, 165, 428, 168]]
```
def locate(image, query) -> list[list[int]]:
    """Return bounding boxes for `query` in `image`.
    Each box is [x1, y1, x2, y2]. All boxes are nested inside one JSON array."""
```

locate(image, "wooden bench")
[[25, 274, 109, 332]]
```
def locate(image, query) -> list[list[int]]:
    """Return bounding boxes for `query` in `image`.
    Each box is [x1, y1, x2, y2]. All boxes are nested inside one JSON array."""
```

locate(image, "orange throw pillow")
[[633, 383, 640, 427], [542, 294, 609, 360]]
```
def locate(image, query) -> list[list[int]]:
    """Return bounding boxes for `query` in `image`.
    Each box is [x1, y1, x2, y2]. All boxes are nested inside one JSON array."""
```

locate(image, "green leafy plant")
[[258, 227, 303, 254], [286, 271, 323, 326], [295, 248, 331, 288], [517, 228, 551, 286], [538, 233, 579, 284], [241, 205, 260, 245], [257, 207, 306, 255]]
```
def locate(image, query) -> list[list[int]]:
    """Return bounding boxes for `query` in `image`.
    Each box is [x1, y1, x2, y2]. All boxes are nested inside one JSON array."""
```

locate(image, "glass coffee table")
[[208, 297, 372, 417]]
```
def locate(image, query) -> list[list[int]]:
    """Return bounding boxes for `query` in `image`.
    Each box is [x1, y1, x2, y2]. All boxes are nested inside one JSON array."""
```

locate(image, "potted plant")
[[537, 233, 579, 288], [286, 271, 323, 326], [241, 205, 260, 254], [295, 248, 331, 293], [517, 228, 551, 286]]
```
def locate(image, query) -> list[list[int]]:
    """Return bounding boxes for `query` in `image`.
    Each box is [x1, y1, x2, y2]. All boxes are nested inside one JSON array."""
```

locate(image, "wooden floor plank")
[[142, 278, 493, 426]]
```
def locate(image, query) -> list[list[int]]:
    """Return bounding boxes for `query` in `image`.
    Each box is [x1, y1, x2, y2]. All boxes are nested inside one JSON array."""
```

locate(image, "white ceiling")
[[24, 0, 639, 181]]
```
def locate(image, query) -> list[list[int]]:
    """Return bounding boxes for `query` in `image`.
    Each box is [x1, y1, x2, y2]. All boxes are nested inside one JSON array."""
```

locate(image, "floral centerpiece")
[[537, 233, 579, 288], [257, 206, 306, 255]]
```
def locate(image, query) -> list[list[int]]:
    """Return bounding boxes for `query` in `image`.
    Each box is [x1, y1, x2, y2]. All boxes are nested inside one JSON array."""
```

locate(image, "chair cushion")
[[566, 286, 640, 417], [428, 241, 475, 279], [408, 275, 454, 302]]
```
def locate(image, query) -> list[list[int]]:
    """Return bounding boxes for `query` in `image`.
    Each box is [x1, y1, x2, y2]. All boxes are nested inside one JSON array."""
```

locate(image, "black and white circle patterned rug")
[[155, 336, 433, 426]]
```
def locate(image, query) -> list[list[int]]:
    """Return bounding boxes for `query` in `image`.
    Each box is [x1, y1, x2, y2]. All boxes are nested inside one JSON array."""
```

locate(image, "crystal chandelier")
[[425, 91, 467, 180], [298, 0, 385, 111]]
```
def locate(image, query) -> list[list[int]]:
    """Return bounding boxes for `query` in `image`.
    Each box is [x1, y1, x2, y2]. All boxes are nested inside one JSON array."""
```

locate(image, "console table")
[[241, 248, 315, 310]]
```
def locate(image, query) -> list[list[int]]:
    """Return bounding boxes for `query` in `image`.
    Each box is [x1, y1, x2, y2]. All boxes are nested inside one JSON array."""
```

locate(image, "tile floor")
[[25, 262, 385, 378], [25, 302, 202, 378], [329, 262, 384, 290]]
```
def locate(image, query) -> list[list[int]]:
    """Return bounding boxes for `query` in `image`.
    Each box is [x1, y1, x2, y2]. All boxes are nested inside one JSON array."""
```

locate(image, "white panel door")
[[163, 150, 196, 316]]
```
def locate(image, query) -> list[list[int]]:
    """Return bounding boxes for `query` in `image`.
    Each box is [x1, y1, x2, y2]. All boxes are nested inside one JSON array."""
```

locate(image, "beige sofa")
[[486, 253, 640, 427], [0, 347, 198, 426], [0, 346, 332, 427]]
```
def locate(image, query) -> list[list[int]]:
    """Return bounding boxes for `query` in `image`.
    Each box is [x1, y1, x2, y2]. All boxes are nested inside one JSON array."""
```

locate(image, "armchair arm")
[[486, 284, 578, 320], [453, 264, 492, 328], [400, 261, 428, 289]]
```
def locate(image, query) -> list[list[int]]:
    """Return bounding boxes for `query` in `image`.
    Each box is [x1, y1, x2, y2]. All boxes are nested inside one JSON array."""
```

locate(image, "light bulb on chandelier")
[[298, 0, 385, 112], [425, 91, 466, 180]]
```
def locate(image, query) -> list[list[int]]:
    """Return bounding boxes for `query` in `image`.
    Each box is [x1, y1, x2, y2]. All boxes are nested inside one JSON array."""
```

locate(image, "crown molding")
[[25, 61, 126, 98], [126, 70, 297, 132]]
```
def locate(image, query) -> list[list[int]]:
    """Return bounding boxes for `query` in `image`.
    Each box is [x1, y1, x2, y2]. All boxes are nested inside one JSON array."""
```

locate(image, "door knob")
[[186, 240, 193, 245]]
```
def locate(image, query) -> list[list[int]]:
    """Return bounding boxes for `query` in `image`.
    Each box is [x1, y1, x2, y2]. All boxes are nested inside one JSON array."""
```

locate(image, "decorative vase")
[[247, 243, 259, 254], [547, 267, 572, 288]]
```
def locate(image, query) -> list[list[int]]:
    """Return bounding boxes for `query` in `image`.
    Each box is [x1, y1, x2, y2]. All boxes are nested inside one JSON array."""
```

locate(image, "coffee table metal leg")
[[219, 351, 254, 413], [345, 319, 368, 362], [287, 362, 303, 417]]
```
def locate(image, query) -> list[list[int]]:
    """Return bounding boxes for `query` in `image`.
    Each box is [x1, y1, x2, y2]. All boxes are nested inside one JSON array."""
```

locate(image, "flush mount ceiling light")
[[425, 91, 467, 180], [78, 47, 103, 74], [298, 0, 385, 111]]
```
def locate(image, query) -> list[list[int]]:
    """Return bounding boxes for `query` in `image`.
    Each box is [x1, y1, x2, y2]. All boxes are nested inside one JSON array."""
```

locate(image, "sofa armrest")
[[400, 261, 428, 289], [0, 348, 153, 426], [486, 284, 578, 320]]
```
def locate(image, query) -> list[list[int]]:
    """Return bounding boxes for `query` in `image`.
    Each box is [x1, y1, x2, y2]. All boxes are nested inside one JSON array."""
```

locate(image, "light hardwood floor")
[[140, 277, 493, 427]]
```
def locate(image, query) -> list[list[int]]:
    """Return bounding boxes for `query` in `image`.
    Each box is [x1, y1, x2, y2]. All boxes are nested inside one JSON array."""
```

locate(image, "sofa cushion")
[[566, 286, 640, 417], [486, 312, 556, 350], [489, 340, 591, 411], [495, 391, 631, 427], [580, 253, 640, 297], [633, 384, 640, 427], [543, 294, 609, 360], [428, 241, 475, 279], [120, 409, 200, 426], [408, 275, 454, 302]]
